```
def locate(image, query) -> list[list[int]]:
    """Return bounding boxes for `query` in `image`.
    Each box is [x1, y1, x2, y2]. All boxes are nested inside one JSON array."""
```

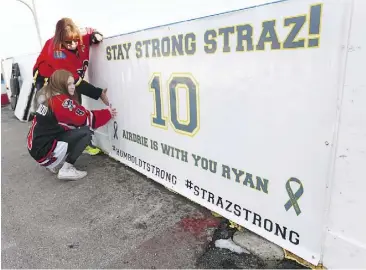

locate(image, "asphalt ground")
[[1, 105, 306, 269]]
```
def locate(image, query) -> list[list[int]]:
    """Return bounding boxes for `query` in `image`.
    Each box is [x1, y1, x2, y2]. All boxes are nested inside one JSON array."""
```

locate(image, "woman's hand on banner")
[[91, 31, 103, 44], [108, 106, 117, 118]]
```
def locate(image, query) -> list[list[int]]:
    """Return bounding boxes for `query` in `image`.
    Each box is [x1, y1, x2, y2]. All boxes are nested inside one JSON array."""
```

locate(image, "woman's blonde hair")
[[35, 69, 73, 108], [53, 18, 83, 50]]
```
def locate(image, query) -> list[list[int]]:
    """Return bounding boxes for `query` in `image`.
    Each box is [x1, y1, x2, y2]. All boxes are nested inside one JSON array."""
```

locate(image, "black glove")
[[91, 31, 103, 44]]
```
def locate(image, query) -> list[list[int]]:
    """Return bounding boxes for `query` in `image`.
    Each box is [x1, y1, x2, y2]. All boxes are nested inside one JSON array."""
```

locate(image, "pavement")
[[1, 105, 307, 269]]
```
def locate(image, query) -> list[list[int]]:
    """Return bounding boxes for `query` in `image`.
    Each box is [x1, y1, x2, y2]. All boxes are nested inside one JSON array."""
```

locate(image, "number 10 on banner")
[[149, 73, 200, 137]]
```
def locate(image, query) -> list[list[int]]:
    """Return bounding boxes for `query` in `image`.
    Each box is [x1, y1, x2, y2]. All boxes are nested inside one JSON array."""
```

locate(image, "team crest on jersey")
[[36, 104, 48, 116], [54, 51, 66, 59], [62, 99, 75, 111], [75, 108, 85, 116]]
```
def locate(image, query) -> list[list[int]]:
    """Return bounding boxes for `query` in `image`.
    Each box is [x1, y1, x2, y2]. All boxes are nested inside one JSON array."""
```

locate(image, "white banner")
[[87, 0, 351, 264]]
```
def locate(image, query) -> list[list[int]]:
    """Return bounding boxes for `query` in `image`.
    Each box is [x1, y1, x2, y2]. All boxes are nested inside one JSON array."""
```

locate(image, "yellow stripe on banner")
[[228, 220, 244, 231], [211, 211, 222, 218], [284, 249, 326, 269], [211, 211, 244, 231], [33, 70, 39, 84], [75, 77, 82, 86]]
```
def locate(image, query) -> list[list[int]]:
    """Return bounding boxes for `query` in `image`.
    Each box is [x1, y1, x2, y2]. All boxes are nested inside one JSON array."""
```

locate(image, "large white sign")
[[87, 0, 351, 264]]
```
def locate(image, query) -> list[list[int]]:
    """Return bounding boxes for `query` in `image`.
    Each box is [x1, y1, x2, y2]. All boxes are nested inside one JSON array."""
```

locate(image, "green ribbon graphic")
[[284, 177, 304, 216]]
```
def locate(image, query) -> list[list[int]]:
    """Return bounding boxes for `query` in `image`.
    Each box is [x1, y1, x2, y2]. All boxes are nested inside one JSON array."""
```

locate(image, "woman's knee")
[[79, 125, 91, 132], [80, 126, 92, 139]]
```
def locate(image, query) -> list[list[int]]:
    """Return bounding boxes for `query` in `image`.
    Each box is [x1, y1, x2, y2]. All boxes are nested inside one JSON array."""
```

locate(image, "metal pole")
[[15, 0, 42, 48]]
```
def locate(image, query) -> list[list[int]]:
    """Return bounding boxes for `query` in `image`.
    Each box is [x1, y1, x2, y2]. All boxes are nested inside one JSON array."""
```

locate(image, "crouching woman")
[[27, 69, 117, 180]]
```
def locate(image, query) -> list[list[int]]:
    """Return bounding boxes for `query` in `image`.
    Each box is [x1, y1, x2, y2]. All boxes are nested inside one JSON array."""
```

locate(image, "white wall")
[[322, 0, 366, 267]]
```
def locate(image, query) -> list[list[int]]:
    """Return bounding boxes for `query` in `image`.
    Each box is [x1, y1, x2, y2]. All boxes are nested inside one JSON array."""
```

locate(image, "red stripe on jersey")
[[27, 118, 37, 150], [36, 139, 57, 163]]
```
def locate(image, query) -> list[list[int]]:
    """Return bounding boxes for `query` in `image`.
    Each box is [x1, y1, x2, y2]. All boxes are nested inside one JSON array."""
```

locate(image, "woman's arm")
[[76, 80, 103, 100], [76, 80, 109, 106], [81, 27, 103, 47], [51, 95, 112, 129]]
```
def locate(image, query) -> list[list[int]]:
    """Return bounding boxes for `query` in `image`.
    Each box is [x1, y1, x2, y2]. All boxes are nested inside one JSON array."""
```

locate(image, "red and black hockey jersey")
[[33, 27, 98, 86], [27, 93, 111, 162]]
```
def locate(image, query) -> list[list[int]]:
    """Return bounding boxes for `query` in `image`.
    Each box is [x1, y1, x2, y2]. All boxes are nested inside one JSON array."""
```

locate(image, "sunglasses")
[[64, 39, 79, 45]]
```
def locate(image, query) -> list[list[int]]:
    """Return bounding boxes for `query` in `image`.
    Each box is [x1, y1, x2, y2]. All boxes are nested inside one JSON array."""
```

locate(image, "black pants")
[[57, 126, 92, 164]]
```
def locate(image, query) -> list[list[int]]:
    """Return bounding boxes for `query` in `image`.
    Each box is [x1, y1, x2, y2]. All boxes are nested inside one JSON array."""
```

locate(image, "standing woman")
[[32, 17, 108, 155], [27, 69, 117, 180]]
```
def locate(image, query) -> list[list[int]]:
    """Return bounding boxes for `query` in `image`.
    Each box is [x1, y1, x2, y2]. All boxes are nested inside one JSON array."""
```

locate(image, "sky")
[[0, 0, 272, 60]]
